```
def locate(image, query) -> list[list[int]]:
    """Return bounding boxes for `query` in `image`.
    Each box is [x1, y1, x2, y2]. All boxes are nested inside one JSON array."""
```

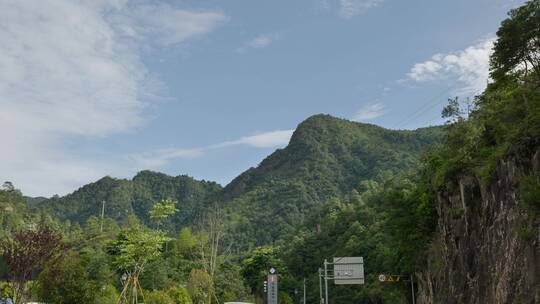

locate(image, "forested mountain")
[[23, 196, 47, 205], [3, 1, 540, 304], [2, 114, 443, 304], [222, 114, 442, 246], [40, 114, 442, 248], [42, 171, 222, 231]]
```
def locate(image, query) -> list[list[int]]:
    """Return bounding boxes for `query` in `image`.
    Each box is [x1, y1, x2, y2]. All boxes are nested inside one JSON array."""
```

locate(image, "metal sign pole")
[[303, 277, 306, 304], [318, 268, 323, 304], [411, 274, 415, 304], [324, 259, 329, 304]]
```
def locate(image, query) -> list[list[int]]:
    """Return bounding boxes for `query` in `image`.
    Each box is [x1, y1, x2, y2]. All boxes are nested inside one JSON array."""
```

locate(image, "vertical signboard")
[[267, 267, 278, 304]]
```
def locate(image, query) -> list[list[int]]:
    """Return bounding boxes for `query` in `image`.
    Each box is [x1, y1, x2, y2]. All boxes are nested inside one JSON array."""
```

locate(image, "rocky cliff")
[[418, 148, 540, 304]]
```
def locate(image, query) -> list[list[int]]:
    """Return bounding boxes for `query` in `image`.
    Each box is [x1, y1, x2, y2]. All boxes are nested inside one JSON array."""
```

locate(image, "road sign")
[[378, 274, 401, 283], [333, 257, 364, 285], [267, 268, 278, 304]]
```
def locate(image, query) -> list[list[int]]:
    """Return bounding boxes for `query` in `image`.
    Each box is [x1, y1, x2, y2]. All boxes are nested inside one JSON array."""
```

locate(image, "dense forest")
[[2, 0, 540, 303]]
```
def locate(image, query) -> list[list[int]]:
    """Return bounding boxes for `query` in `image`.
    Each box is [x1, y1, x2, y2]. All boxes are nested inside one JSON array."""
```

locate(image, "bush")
[[187, 269, 214, 304], [36, 252, 93, 304], [168, 285, 192, 304], [145, 290, 175, 304], [93, 284, 118, 304], [278, 292, 294, 304], [0, 282, 14, 301], [519, 173, 540, 213], [517, 223, 535, 241]]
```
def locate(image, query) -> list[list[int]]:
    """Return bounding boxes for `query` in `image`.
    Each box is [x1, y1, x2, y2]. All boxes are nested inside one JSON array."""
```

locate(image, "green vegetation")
[[278, 177, 435, 303], [0, 192, 251, 304], [2, 1, 540, 303], [519, 173, 540, 214], [223, 116, 442, 246], [36, 252, 94, 304], [42, 171, 221, 230], [427, 0, 540, 189]]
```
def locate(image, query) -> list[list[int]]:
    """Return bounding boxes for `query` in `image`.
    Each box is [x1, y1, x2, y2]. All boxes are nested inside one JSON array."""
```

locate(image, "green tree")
[[108, 225, 168, 304], [149, 198, 179, 229], [145, 290, 175, 304], [0, 282, 14, 302], [279, 291, 294, 304], [187, 269, 214, 304], [491, 0, 540, 82], [175, 227, 198, 255], [168, 285, 193, 304], [36, 252, 93, 304], [241, 246, 284, 298], [0, 225, 64, 304], [93, 284, 119, 304]]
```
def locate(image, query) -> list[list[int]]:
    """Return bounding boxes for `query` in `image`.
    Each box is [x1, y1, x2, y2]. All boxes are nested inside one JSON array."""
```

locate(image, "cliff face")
[[418, 149, 540, 304]]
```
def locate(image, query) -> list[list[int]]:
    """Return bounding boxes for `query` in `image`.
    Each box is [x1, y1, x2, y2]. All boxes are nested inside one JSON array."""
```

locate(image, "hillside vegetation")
[[2, 1, 540, 303], [42, 171, 222, 231], [222, 115, 442, 246]]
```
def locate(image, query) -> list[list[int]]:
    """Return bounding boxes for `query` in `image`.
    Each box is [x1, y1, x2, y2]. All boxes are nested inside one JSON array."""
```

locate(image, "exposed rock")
[[418, 149, 540, 304]]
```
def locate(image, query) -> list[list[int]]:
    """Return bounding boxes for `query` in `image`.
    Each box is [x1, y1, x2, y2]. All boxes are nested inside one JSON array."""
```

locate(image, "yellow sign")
[[378, 274, 401, 283]]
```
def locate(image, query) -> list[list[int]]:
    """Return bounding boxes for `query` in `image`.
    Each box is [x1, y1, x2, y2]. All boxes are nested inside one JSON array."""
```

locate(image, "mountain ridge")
[[219, 114, 443, 245], [39, 114, 444, 246]]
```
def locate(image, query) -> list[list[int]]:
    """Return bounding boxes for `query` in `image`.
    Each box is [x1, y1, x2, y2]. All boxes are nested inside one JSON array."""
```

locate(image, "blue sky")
[[0, 0, 525, 196]]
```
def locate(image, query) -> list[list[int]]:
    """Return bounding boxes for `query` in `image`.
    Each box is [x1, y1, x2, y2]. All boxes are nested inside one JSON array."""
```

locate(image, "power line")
[[391, 85, 456, 129]]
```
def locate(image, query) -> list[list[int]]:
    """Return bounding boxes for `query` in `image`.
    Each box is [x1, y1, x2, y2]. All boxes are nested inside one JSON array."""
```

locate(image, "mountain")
[[39, 114, 443, 246], [24, 196, 48, 205], [42, 171, 222, 230], [221, 114, 443, 246]]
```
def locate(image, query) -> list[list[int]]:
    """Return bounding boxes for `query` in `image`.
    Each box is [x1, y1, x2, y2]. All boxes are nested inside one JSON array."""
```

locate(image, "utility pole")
[[318, 268, 323, 304], [303, 277, 306, 304], [324, 259, 329, 304], [100, 200, 105, 233]]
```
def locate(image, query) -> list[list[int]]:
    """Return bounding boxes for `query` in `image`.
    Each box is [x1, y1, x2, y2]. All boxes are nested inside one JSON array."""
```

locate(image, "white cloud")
[[112, 4, 227, 47], [0, 0, 226, 196], [339, 0, 384, 18], [407, 38, 495, 95], [215, 130, 294, 148], [248, 35, 274, 49], [237, 34, 279, 53], [133, 130, 294, 170], [352, 103, 386, 121], [129, 148, 204, 169]]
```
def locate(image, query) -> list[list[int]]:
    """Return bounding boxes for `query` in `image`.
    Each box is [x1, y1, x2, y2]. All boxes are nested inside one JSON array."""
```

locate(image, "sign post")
[[324, 260, 329, 304], [267, 268, 278, 304], [332, 257, 364, 285], [378, 274, 415, 304], [318, 268, 323, 304], [319, 257, 364, 304]]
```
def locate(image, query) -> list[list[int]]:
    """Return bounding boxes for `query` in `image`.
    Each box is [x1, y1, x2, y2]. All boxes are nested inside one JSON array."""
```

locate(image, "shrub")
[[519, 173, 540, 213], [168, 285, 192, 304], [93, 284, 118, 304], [36, 252, 93, 304], [145, 290, 175, 304], [187, 269, 214, 304]]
